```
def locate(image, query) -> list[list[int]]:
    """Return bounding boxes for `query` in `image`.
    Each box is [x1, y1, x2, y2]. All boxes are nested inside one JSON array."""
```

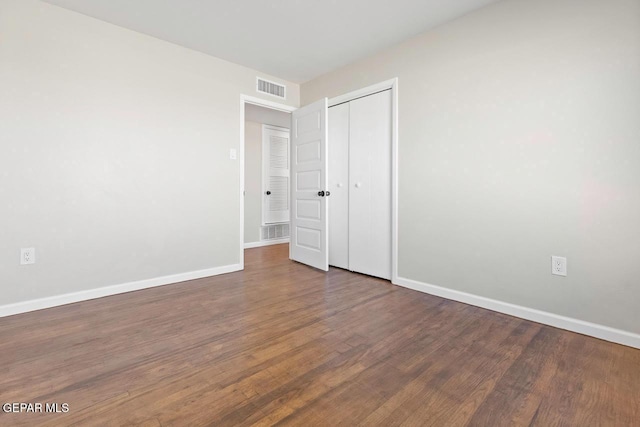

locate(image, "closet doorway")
[[328, 88, 392, 279], [289, 79, 398, 282]]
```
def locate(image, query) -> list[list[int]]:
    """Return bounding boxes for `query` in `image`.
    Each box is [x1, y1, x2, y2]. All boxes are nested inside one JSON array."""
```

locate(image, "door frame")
[[239, 95, 296, 270], [328, 78, 399, 284]]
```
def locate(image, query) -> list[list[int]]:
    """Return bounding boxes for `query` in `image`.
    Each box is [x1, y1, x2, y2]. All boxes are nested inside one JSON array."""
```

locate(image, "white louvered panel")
[[263, 125, 290, 224], [269, 176, 288, 212], [270, 136, 288, 169]]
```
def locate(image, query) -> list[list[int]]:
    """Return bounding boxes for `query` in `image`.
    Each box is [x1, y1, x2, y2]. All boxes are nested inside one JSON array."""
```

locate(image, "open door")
[[289, 98, 329, 271]]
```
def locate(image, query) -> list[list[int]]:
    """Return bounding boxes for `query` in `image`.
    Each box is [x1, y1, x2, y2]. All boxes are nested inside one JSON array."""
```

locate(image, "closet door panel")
[[349, 90, 392, 279], [328, 103, 350, 269]]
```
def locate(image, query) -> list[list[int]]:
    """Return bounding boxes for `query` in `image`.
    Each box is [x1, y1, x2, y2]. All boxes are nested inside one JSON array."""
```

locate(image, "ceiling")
[[43, 0, 500, 83]]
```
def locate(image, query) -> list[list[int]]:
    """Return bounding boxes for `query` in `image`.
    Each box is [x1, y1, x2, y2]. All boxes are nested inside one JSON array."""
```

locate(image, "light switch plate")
[[229, 148, 237, 160]]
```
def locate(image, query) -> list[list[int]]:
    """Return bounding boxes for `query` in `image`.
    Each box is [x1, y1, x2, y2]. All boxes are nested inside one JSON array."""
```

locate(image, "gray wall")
[[0, 0, 299, 306], [244, 121, 263, 244], [302, 0, 640, 333], [245, 104, 291, 129]]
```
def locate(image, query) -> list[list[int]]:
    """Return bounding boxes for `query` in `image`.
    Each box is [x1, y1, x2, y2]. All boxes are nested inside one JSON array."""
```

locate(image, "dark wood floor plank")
[[465, 325, 571, 426], [1, 244, 639, 426], [368, 320, 540, 427]]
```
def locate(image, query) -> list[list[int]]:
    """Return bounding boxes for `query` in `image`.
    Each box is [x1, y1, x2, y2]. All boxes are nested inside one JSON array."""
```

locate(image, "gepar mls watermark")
[[3, 402, 69, 413]]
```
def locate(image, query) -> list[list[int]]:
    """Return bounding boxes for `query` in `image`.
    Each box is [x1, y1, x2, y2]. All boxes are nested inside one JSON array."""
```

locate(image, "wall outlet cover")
[[551, 256, 567, 276], [21, 247, 36, 265]]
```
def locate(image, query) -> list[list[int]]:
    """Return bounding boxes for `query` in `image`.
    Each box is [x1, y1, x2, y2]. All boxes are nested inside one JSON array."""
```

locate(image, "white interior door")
[[328, 102, 349, 269], [262, 125, 290, 224], [349, 90, 392, 279], [290, 98, 329, 271]]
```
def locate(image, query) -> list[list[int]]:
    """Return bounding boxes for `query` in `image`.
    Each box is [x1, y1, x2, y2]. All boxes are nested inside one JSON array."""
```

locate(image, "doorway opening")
[[239, 96, 295, 269]]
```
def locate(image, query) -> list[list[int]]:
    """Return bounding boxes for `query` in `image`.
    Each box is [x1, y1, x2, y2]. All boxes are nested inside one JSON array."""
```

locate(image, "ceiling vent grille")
[[257, 78, 286, 99]]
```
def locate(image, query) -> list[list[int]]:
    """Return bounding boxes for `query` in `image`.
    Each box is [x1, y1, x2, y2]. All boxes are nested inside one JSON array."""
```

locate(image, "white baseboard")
[[244, 239, 289, 249], [393, 276, 640, 349], [0, 263, 242, 318]]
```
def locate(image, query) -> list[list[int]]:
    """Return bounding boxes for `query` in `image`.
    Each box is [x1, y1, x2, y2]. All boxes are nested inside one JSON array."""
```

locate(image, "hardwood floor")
[[1, 244, 639, 426]]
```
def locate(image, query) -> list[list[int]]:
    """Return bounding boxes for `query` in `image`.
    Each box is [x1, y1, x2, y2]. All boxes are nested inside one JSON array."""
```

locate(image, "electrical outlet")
[[229, 148, 237, 160], [21, 248, 36, 265], [551, 256, 566, 276]]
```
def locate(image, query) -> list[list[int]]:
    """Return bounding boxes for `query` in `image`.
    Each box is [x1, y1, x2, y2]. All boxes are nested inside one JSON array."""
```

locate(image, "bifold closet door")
[[328, 102, 349, 269], [349, 90, 392, 279]]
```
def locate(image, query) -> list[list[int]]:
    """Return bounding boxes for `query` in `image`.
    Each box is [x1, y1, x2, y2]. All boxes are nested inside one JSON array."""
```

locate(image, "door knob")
[[326, 191, 331, 196], [266, 191, 271, 195], [317, 191, 325, 197], [355, 182, 362, 188], [337, 183, 343, 188]]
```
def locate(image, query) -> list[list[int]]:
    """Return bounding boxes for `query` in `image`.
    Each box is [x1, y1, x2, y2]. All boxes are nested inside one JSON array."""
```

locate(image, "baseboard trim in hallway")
[[244, 239, 289, 249]]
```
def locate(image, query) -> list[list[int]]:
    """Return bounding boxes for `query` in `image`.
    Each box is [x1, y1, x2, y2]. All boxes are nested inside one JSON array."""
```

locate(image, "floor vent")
[[261, 223, 290, 241], [257, 77, 286, 99]]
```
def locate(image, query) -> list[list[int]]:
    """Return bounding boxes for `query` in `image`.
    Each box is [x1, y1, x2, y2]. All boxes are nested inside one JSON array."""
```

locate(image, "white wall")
[[244, 105, 291, 244], [302, 0, 640, 334], [0, 0, 299, 308], [244, 121, 263, 244], [245, 104, 291, 129]]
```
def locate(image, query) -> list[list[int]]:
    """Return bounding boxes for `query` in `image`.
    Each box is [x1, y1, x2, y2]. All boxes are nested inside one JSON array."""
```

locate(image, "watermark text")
[[2, 402, 69, 413]]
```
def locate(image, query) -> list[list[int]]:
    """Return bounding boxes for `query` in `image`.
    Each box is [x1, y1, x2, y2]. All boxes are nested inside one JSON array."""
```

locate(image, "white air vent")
[[257, 77, 286, 99], [261, 223, 290, 241]]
